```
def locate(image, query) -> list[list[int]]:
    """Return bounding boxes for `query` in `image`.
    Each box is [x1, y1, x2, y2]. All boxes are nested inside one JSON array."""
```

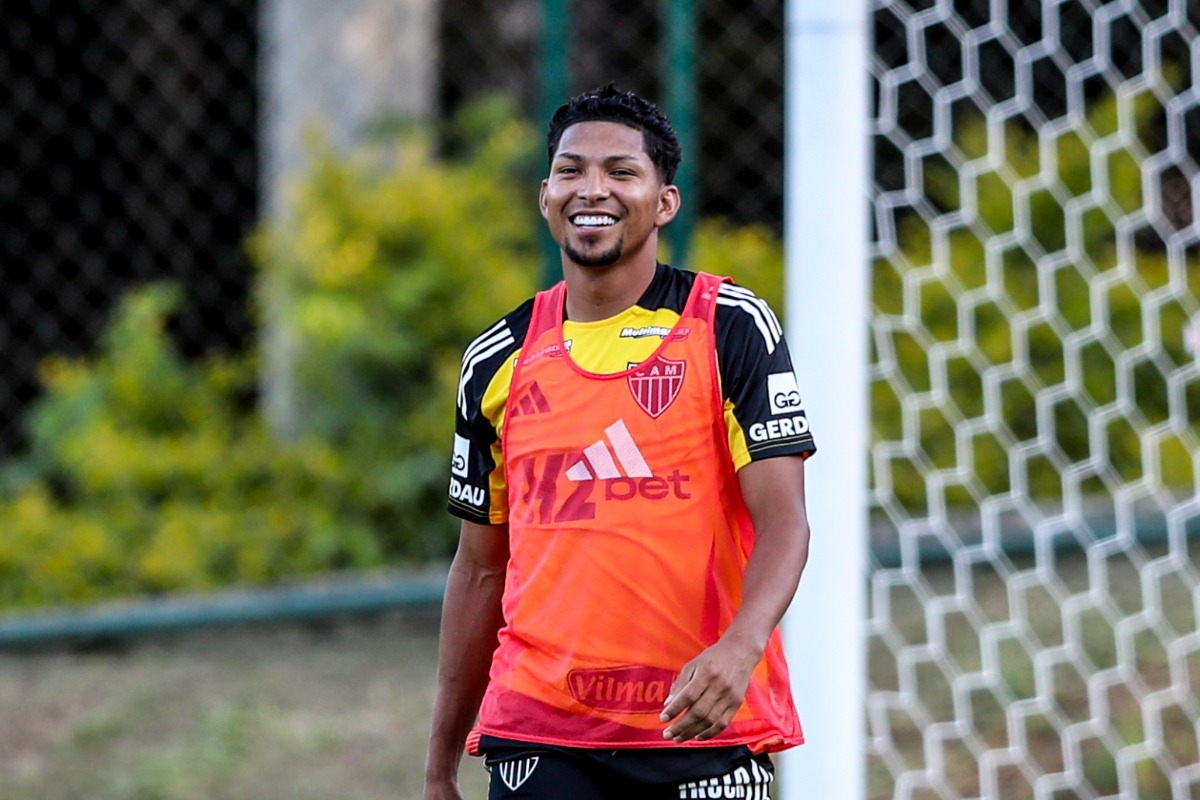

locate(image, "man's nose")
[[577, 169, 610, 200]]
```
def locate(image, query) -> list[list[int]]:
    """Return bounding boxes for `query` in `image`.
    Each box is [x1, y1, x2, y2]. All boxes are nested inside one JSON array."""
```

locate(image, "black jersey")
[[449, 263, 816, 524]]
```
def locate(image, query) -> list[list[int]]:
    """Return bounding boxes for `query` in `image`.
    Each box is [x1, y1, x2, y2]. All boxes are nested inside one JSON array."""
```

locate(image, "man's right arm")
[[423, 520, 509, 800]]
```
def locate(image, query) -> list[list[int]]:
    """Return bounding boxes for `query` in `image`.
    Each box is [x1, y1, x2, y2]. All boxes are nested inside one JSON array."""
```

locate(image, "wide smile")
[[570, 212, 618, 232]]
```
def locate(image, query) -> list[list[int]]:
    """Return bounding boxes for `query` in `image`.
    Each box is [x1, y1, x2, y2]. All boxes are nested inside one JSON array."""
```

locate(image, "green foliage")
[[690, 218, 785, 314], [248, 96, 542, 563], [0, 286, 385, 609], [0, 97, 791, 612], [875, 82, 1199, 512], [0, 100, 541, 611]]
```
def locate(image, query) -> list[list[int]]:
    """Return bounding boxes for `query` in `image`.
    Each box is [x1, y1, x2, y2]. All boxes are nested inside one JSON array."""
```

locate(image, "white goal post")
[[782, 1, 871, 800]]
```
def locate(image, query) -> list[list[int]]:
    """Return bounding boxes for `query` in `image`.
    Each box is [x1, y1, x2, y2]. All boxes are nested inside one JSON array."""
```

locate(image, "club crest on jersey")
[[627, 355, 685, 418]]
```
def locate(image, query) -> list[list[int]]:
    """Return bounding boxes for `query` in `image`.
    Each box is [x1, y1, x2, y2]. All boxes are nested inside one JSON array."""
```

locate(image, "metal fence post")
[[662, 0, 697, 267], [537, 0, 571, 287]]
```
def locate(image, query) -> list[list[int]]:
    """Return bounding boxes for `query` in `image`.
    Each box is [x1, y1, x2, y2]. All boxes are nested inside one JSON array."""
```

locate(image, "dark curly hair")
[[546, 84, 682, 185]]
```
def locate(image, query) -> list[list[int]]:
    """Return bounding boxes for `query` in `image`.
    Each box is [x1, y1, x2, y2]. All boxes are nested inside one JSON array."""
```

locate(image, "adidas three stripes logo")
[[565, 419, 651, 481]]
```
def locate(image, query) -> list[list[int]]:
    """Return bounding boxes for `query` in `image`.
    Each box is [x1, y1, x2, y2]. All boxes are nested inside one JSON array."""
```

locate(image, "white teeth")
[[573, 215, 616, 227]]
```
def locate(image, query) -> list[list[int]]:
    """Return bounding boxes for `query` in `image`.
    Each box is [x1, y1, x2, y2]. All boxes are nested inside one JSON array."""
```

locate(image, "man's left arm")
[[660, 454, 811, 742]]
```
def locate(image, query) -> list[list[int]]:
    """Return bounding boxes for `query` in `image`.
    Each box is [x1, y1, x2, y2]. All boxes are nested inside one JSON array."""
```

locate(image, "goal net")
[[866, 2, 1200, 798]]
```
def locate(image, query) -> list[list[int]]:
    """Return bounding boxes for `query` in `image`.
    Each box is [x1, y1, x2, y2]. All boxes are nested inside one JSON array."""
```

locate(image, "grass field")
[[0, 609, 490, 800], [2, 544, 1197, 800]]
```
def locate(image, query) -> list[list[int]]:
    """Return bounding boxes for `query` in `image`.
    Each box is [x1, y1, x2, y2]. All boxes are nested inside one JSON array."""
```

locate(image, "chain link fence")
[[440, 0, 786, 227], [2, 0, 790, 457], [1, 0, 259, 457]]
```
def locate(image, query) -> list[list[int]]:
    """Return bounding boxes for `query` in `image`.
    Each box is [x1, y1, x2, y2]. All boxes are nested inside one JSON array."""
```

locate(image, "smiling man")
[[542, 119, 676, 273], [424, 85, 817, 800]]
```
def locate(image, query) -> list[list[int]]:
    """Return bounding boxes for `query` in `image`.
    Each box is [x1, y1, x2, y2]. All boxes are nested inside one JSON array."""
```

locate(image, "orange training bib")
[[475, 272, 803, 752]]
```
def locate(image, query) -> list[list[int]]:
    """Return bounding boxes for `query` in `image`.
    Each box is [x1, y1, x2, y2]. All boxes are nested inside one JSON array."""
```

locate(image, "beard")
[[564, 235, 624, 267]]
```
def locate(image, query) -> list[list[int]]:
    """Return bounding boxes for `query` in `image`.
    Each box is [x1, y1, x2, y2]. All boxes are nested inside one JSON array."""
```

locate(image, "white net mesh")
[[867, 1, 1200, 798]]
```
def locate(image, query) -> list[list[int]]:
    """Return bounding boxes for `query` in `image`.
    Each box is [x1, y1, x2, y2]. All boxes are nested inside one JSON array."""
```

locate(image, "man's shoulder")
[[462, 297, 535, 357], [712, 279, 785, 356], [653, 264, 783, 355], [456, 298, 535, 415]]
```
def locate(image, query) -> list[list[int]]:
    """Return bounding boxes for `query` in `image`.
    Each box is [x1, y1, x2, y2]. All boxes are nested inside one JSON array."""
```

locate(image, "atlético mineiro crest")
[[628, 355, 685, 418]]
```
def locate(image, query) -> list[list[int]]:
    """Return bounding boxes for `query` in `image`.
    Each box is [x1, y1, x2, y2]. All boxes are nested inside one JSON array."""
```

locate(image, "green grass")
[[0, 611, 490, 800]]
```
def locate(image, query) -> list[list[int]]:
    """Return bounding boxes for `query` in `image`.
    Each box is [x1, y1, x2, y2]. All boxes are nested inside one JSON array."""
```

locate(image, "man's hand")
[[656, 456, 811, 744], [659, 634, 762, 743]]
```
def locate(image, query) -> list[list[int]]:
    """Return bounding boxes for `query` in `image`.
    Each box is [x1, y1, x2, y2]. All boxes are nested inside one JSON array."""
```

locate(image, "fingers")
[[659, 664, 696, 724], [662, 692, 738, 742], [659, 663, 742, 743]]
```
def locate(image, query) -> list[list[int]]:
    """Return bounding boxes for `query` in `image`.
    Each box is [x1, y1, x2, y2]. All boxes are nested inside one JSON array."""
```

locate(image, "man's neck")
[[561, 256, 659, 323]]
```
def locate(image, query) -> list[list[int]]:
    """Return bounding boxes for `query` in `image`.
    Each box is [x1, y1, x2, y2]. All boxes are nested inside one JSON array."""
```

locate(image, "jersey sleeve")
[[714, 282, 817, 469], [447, 313, 524, 524]]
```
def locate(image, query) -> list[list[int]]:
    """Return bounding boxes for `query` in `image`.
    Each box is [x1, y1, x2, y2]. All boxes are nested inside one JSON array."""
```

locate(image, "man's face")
[[540, 121, 679, 268]]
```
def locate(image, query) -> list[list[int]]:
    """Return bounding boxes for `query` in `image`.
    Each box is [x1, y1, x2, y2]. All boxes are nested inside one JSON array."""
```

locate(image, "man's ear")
[[539, 179, 551, 220], [656, 184, 681, 227]]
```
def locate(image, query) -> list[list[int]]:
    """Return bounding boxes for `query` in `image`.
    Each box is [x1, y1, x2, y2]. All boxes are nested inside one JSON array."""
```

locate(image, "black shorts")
[[480, 737, 776, 799]]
